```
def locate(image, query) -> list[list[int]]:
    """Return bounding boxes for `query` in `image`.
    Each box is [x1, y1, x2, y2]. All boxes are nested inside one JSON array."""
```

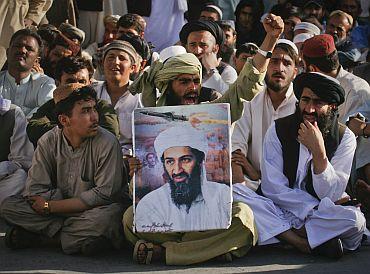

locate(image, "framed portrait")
[[133, 103, 232, 233]]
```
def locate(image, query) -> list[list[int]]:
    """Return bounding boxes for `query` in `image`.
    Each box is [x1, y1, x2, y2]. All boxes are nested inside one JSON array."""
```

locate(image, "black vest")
[[274, 111, 346, 199], [0, 106, 16, 162]]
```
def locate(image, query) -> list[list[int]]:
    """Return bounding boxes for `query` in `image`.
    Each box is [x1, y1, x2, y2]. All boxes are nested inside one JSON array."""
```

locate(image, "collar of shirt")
[[5, 71, 31, 87]]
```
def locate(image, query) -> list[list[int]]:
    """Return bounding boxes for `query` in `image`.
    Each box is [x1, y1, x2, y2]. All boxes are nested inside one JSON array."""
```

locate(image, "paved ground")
[[1, 219, 370, 274]]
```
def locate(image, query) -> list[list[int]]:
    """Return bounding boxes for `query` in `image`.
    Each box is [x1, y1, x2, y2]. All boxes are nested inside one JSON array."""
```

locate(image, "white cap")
[[205, 4, 223, 20], [294, 22, 320, 35], [276, 39, 299, 55], [154, 125, 208, 159], [293, 33, 314, 44], [159, 45, 187, 62]]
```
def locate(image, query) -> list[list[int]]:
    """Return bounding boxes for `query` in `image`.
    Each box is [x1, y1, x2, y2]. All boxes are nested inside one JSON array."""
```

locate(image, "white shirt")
[[0, 71, 55, 118], [93, 81, 142, 155], [0, 103, 33, 179], [231, 84, 297, 191], [336, 66, 370, 123], [144, 0, 187, 52], [202, 65, 237, 94], [261, 122, 356, 221], [135, 179, 232, 232]]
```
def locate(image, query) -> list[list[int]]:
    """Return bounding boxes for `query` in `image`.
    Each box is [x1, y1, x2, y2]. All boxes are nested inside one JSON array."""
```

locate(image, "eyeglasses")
[[175, 77, 201, 86]]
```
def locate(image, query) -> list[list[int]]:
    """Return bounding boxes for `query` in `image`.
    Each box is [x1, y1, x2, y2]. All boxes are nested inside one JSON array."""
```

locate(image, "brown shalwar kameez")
[[1, 126, 128, 254]]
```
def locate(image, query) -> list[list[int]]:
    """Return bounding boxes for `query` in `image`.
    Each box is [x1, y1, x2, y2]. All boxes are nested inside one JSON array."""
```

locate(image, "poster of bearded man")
[[133, 103, 232, 233]]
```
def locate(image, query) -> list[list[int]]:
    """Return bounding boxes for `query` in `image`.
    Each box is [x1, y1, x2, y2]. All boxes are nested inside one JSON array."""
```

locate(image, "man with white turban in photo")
[[135, 125, 231, 233]]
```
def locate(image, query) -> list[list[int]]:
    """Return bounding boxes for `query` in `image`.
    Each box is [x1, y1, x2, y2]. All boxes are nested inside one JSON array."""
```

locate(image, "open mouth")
[[182, 93, 198, 105], [110, 68, 121, 73], [15, 55, 26, 61]]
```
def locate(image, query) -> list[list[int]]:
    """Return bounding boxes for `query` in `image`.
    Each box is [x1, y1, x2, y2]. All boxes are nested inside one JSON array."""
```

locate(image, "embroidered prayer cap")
[[276, 39, 299, 55], [293, 72, 345, 106], [293, 22, 321, 36], [53, 83, 86, 104], [102, 40, 139, 65], [329, 10, 353, 27], [302, 34, 336, 58], [293, 33, 314, 44], [59, 23, 85, 44], [154, 125, 209, 159], [219, 20, 235, 30], [179, 20, 225, 46], [203, 4, 223, 20]]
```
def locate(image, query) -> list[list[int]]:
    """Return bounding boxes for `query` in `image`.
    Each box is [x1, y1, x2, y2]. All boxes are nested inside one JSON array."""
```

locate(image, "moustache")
[[302, 111, 318, 119], [271, 73, 285, 78], [172, 171, 190, 181]]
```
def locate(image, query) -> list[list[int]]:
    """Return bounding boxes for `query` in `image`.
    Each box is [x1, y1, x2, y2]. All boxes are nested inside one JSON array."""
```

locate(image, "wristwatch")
[[257, 48, 273, 58], [43, 201, 50, 215]]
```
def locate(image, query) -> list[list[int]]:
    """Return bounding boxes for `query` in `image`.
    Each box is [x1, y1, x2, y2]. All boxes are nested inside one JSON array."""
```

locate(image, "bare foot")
[[136, 241, 164, 264]]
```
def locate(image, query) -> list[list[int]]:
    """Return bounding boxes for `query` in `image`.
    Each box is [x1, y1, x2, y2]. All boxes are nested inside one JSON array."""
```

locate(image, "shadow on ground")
[[1, 219, 369, 274]]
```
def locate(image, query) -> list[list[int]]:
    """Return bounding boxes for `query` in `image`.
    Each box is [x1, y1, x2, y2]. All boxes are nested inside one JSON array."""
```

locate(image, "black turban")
[[293, 73, 345, 106], [179, 20, 225, 46]]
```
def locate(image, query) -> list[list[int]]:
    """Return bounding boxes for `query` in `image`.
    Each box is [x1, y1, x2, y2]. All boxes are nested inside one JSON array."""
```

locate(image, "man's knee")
[[0, 195, 26, 219], [122, 206, 134, 231], [353, 209, 366, 234]]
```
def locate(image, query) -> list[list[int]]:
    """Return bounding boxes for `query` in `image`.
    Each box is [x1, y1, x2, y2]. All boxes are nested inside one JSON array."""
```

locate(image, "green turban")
[[129, 53, 202, 106]]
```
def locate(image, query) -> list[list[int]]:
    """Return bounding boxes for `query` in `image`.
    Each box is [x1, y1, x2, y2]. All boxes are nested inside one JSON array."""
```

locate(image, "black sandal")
[[4, 225, 40, 249]]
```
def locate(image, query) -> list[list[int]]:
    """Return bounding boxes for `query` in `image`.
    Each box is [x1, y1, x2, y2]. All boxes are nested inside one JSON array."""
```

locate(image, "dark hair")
[[117, 32, 151, 60], [54, 56, 94, 82], [303, 50, 340, 73], [236, 42, 258, 57], [9, 28, 43, 56], [275, 43, 300, 66], [235, 0, 264, 22], [146, 152, 156, 161], [37, 25, 59, 50], [55, 86, 97, 128], [117, 14, 145, 34], [161, 147, 205, 164], [48, 34, 70, 52]]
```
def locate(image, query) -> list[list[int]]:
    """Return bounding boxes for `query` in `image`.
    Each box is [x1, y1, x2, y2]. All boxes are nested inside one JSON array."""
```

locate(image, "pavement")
[[1, 219, 370, 274]]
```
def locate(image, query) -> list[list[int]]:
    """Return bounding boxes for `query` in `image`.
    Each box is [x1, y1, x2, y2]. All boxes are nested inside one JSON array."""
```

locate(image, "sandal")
[[133, 240, 154, 264], [4, 225, 40, 249]]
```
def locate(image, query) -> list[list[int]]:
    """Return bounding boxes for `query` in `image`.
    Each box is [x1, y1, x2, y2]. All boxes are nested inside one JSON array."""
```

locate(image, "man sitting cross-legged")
[[1, 84, 128, 255], [260, 72, 366, 259], [123, 13, 286, 265]]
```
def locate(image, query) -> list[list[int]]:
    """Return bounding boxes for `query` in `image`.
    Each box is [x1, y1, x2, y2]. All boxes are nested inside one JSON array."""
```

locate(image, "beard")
[[166, 89, 183, 106], [332, 34, 345, 48], [219, 44, 235, 64], [298, 107, 338, 139], [164, 163, 202, 213], [265, 73, 292, 93]]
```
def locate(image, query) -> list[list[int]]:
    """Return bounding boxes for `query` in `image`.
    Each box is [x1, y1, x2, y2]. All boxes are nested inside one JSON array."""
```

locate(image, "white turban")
[[294, 22, 320, 36], [154, 125, 208, 159]]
